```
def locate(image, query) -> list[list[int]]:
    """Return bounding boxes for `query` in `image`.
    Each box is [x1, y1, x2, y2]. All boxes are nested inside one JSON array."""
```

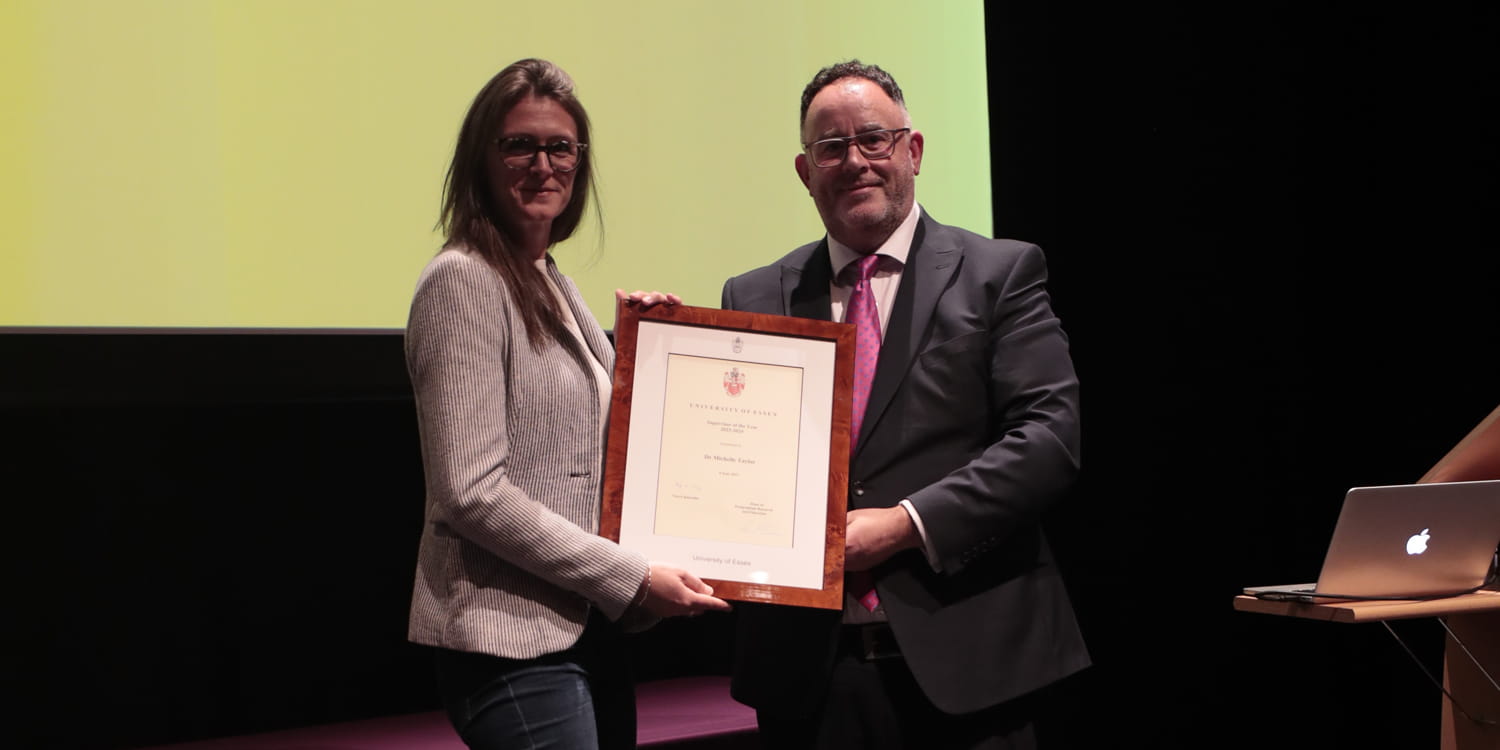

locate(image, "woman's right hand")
[[638, 562, 732, 618]]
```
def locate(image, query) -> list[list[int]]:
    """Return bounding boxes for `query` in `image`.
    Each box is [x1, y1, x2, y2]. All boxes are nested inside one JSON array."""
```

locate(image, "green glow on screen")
[[0, 1, 989, 330]]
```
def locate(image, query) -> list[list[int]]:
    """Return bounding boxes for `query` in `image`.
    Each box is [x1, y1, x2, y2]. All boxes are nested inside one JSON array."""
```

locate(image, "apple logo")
[[1406, 528, 1431, 555]]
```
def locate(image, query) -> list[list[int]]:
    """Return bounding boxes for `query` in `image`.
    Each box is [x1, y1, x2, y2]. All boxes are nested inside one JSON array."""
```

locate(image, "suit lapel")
[[785, 241, 835, 321], [856, 214, 960, 456]]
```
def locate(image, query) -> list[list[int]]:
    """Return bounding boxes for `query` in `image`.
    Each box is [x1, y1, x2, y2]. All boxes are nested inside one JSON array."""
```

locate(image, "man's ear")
[[908, 130, 924, 176], [795, 152, 811, 191]]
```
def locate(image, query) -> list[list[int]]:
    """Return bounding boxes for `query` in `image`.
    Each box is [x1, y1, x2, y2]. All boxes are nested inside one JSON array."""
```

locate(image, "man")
[[720, 60, 1089, 750]]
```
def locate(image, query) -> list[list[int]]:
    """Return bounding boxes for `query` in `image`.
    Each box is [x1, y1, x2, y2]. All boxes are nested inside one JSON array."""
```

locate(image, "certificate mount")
[[602, 302, 853, 609]]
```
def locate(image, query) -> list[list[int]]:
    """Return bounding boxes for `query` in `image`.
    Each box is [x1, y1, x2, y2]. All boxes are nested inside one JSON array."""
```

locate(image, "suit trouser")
[[754, 624, 1038, 750]]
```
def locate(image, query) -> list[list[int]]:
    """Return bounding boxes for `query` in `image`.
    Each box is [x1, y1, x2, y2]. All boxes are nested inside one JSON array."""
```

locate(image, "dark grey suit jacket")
[[720, 210, 1089, 716]]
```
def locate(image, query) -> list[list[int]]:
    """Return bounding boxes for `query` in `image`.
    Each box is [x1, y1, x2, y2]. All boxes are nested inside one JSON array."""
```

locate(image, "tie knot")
[[845, 253, 886, 285]]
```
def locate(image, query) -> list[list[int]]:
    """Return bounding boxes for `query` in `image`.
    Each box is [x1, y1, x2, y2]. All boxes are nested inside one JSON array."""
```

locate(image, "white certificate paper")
[[654, 354, 803, 548]]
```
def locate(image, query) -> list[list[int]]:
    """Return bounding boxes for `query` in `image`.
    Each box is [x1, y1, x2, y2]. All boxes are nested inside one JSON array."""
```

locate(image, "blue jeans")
[[434, 616, 636, 750]]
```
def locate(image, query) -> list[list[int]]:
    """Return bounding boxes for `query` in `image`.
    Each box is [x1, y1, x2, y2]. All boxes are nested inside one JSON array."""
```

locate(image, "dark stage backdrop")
[[3, 332, 432, 748], [986, 3, 1498, 748], [5, 4, 1497, 749], [0, 331, 736, 749]]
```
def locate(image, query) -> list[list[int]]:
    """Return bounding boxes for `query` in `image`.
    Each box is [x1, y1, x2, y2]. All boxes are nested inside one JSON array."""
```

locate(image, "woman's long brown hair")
[[437, 58, 600, 349]]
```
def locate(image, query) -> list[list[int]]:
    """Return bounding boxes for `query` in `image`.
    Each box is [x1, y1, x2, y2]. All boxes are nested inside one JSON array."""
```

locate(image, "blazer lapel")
[[545, 258, 614, 373], [856, 213, 960, 455], [785, 241, 835, 321]]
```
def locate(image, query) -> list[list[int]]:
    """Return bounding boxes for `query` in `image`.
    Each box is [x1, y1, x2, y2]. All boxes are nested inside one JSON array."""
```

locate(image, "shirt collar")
[[828, 202, 922, 282]]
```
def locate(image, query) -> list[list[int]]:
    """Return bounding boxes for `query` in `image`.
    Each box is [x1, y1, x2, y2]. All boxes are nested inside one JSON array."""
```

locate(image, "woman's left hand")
[[616, 289, 682, 309], [639, 562, 732, 618]]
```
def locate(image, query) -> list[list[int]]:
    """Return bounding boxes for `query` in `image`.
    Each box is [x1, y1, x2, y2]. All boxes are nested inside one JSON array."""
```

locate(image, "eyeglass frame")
[[802, 127, 912, 168], [494, 136, 589, 173]]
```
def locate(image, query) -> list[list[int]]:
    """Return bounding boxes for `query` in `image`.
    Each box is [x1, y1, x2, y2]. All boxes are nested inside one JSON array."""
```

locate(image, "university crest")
[[723, 367, 746, 397]]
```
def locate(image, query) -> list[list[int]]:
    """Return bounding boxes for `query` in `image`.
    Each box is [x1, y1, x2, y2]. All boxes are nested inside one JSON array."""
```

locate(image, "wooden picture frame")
[[601, 302, 854, 609]]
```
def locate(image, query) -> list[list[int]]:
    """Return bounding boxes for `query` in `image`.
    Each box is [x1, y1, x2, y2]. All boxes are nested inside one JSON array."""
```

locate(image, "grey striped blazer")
[[405, 247, 648, 659]]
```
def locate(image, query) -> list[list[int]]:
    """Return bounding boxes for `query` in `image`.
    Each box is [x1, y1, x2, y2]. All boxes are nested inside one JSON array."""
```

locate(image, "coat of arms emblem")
[[723, 367, 746, 397]]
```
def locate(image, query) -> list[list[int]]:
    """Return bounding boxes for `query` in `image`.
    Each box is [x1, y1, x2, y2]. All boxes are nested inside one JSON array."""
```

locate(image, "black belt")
[[841, 622, 901, 661]]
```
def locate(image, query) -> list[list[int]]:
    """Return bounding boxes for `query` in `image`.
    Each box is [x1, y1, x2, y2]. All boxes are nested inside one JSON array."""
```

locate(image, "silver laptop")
[[1244, 479, 1500, 602]]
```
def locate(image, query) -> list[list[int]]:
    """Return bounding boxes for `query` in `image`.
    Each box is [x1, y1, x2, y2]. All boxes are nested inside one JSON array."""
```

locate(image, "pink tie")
[[846, 253, 883, 449], [845, 253, 883, 611]]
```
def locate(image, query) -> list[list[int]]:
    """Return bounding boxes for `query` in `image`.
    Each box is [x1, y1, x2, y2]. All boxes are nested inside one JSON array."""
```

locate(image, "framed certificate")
[[601, 302, 854, 609]]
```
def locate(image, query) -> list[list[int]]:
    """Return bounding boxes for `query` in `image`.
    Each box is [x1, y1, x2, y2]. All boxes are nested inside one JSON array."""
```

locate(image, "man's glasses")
[[803, 128, 910, 168], [496, 136, 588, 173]]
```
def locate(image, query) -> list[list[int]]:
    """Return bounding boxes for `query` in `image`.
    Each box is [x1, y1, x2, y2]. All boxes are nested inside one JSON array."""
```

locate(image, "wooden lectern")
[[1234, 404, 1500, 750]]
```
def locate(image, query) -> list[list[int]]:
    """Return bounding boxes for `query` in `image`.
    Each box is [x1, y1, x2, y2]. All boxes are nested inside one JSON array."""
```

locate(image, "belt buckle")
[[859, 624, 900, 661]]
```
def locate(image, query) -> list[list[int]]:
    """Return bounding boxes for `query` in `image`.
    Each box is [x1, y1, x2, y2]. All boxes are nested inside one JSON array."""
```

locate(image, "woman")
[[405, 58, 730, 750]]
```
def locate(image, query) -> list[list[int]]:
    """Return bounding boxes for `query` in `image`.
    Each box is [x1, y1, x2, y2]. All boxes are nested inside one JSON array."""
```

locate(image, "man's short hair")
[[799, 60, 906, 128]]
